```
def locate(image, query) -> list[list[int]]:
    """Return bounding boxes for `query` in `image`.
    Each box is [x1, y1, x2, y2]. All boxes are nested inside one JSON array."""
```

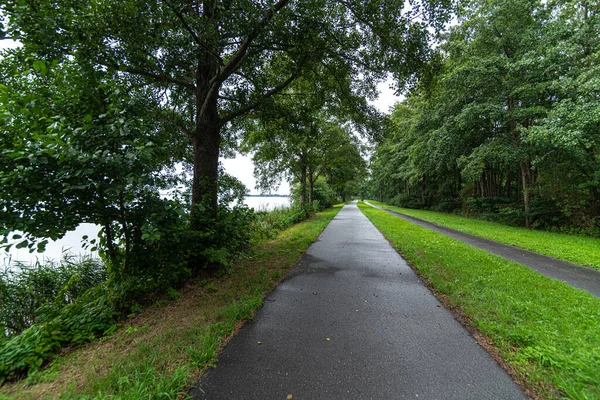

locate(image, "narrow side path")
[[191, 201, 525, 399], [365, 201, 600, 299]]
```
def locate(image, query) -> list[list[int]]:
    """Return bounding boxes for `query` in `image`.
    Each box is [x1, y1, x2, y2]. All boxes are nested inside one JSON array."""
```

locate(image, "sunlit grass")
[[368, 200, 600, 270], [0, 205, 343, 399], [359, 202, 600, 399]]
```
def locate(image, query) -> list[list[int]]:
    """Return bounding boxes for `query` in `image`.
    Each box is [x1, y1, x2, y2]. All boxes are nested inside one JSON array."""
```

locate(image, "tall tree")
[[242, 68, 371, 204], [1, 0, 452, 229]]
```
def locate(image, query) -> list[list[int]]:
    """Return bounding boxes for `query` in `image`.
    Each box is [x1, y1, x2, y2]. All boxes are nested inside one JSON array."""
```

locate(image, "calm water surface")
[[2, 196, 290, 267]]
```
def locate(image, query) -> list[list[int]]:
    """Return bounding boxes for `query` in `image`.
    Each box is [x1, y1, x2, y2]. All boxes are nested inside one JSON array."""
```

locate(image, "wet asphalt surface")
[[190, 201, 525, 399], [367, 202, 600, 299]]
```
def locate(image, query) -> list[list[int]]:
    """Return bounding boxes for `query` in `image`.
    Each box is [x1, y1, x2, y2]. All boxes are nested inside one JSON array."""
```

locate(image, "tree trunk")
[[300, 164, 307, 206], [506, 166, 512, 198], [520, 160, 532, 229], [190, 61, 221, 229], [308, 166, 314, 204]]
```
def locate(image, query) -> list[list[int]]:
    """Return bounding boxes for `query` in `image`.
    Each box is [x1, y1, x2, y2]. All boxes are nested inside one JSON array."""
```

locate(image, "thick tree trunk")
[[190, 127, 220, 228], [190, 61, 221, 229]]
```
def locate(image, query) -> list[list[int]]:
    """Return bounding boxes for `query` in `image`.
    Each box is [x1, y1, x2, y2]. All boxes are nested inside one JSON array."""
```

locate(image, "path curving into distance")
[[365, 201, 600, 299], [190, 201, 525, 399]]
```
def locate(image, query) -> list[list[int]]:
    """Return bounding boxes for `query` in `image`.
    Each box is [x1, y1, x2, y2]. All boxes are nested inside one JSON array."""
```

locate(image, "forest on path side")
[[368, 0, 600, 236]]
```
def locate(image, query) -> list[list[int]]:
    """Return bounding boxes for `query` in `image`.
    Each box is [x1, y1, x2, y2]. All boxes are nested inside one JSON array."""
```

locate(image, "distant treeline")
[[368, 0, 600, 236]]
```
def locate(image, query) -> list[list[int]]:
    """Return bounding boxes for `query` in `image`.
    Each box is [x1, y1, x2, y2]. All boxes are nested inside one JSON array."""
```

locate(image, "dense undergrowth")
[[0, 199, 331, 386], [359, 202, 600, 399]]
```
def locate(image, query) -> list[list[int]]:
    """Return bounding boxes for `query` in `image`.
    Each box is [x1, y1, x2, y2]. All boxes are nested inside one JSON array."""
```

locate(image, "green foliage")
[[309, 179, 338, 210], [0, 257, 107, 337], [250, 204, 311, 244], [360, 202, 600, 399], [367, 0, 600, 233], [0, 53, 184, 257], [0, 285, 117, 383], [1, 0, 453, 232]]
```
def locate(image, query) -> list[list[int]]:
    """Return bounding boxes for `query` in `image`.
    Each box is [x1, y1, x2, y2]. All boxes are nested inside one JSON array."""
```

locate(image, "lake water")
[[243, 196, 291, 211], [1, 196, 290, 267]]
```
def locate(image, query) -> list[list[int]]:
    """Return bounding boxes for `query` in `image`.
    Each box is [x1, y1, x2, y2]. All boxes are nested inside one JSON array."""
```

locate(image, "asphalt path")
[[190, 201, 525, 399], [366, 201, 600, 299]]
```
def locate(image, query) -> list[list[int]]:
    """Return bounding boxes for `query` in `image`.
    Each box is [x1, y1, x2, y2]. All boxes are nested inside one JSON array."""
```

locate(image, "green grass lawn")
[[359, 202, 600, 399], [368, 200, 600, 270], [0, 205, 343, 400]]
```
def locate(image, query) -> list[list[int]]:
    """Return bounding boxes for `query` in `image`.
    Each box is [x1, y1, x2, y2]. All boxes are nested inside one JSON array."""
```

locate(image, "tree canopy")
[[368, 0, 600, 233]]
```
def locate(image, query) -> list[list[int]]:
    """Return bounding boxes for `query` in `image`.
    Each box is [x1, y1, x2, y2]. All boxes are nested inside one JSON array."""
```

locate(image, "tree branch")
[[98, 60, 196, 90], [219, 71, 300, 126], [218, 0, 291, 82], [163, 0, 201, 45]]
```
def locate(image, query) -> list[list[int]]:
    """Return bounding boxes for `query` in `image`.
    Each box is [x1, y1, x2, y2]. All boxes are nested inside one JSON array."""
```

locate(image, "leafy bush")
[[432, 198, 460, 213], [529, 197, 568, 230], [388, 193, 424, 209], [462, 197, 519, 224], [311, 179, 337, 209], [0, 256, 107, 337], [250, 203, 310, 244], [0, 285, 117, 383]]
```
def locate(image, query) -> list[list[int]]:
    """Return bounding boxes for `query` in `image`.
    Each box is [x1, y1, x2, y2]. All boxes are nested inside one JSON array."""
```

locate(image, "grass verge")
[[368, 200, 600, 270], [358, 202, 600, 399], [0, 205, 343, 399]]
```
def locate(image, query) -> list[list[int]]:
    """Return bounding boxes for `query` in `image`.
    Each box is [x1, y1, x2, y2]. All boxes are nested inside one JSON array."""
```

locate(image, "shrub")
[[432, 198, 460, 213], [311, 179, 337, 209], [388, 193, 424, 209], [0, 285, 117, 383], [529, 197, 567, 230], [250, 203, 310, 244], [0, 256, 107, 338]]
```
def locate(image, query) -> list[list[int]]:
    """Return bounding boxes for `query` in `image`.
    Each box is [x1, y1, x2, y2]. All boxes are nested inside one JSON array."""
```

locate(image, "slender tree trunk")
[[103, 220, 118, 271], [300, 164, 307, 206], [506, 166, 512, 198], [118, 192, 131, 272], [520, 160, 532, 229], [308, 166, 314, 204]]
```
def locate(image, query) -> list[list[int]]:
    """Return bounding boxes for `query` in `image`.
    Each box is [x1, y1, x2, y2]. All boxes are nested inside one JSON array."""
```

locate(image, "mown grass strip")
[[368, 200, 600, 270], [0, 205, 343, 400], [359, 202, 600, 399]]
